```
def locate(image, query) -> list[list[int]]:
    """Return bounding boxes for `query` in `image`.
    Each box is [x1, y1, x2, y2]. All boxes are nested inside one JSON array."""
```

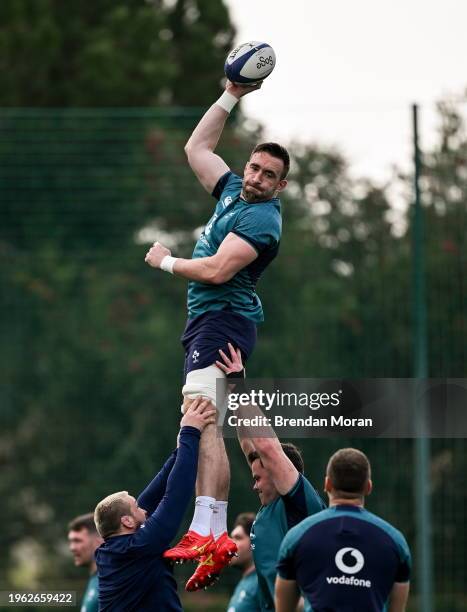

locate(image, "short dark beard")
[[241, 189, 259, 203], [241, 186, 275, 203]]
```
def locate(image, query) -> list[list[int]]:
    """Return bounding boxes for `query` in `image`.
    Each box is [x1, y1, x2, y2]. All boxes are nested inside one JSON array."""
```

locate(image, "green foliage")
[[415, 100, 467, 375], [253, 145, 412, 378], [0, 0, 235, 106]]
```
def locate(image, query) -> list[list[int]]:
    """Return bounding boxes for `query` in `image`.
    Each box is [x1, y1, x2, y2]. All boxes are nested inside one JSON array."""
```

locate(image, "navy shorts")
[[181, 310, 257, 381]]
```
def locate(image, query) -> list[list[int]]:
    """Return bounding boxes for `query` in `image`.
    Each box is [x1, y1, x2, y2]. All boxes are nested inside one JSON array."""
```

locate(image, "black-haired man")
[[68, 513, 103, 612], [217, 344, 325, 611], [276, 448, 411, 612], [228, 512, 261, 612], [145, 78, 291, 591]]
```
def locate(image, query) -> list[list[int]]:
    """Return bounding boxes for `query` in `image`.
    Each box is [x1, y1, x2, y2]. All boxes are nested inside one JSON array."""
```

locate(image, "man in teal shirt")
[[145, 79, 290, 591], [217, 346, 325, 611], [228, 512, 261, 612], [243, 441, 325, 611], [68, 513, 103, 612]]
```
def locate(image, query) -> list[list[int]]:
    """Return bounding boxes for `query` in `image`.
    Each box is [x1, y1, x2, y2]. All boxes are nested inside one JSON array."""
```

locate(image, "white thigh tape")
[[182, 365, 226, 406]]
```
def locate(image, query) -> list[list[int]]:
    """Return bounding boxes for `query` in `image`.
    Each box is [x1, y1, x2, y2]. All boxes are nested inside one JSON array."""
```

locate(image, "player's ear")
[[121, 515, 133, 529], [324, 475, 332, 493], [365, 479, 373, 496], [276, 179, 287, 193]]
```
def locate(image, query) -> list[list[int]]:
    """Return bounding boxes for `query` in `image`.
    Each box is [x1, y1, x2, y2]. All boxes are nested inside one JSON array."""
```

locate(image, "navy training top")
[[95, 426, 201, 611], [277, 505, 411, 612]]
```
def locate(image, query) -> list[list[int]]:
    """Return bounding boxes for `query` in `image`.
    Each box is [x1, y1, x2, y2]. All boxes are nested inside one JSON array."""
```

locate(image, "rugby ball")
[[224, 41, 276, 85]]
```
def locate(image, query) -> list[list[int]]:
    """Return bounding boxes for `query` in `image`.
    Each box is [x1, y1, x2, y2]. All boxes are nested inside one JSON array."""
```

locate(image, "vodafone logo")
[[326, 547, 371, 588], [335, 548, 365, 574]]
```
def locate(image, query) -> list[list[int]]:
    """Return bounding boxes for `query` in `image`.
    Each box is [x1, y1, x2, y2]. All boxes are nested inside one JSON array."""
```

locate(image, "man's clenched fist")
[[145, 241, 171, 268]]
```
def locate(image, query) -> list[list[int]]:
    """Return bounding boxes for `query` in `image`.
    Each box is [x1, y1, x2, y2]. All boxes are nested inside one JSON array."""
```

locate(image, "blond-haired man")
[[94, 398, 215, 611]]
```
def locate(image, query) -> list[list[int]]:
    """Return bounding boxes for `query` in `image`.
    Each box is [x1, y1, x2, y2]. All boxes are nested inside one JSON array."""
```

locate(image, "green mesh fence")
[[0, 108, 465, 611]]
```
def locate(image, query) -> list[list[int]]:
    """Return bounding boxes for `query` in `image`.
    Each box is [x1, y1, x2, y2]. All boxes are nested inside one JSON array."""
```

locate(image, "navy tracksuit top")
[[95, 426, 201, 611]]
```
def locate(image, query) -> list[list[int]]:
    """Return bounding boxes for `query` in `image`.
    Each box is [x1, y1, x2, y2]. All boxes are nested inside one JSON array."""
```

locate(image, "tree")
[[0, 0, 238, 250], [0, 0, 235, 106], [0, 0, 239, 590], [416, 99, 467, 376]]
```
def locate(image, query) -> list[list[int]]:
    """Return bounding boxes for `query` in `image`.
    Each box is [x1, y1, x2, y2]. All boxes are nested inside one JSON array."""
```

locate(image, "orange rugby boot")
[[163, 530, 215, 564], [185, 532, 237, 591]]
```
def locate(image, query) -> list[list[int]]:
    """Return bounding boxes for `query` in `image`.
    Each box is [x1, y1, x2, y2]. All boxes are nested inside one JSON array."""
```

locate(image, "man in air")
[[145, 78, 290, 591]]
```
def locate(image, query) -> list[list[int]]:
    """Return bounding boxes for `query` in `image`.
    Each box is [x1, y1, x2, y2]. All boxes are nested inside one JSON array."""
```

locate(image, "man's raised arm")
[[236, 403, 299, 496], [216, 344, 299, 496], [133, 399, 216, 552], [184, 81, 262, 194]]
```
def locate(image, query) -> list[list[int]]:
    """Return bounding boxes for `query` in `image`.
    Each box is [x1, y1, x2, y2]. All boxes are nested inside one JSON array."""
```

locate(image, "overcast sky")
[[225, 0, 467, 183]]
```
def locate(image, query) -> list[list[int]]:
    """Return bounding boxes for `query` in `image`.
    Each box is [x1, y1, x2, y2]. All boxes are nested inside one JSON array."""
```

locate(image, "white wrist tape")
[[160, 255, 178, 274], [215, 91, 239, 113]]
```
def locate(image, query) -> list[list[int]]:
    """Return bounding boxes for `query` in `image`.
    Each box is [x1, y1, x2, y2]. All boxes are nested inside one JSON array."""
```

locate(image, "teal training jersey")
[[251, 474, 325, 610], [80, 573, 98, 612], [187, 172, 282, 323], [227, 570, 261, 612]]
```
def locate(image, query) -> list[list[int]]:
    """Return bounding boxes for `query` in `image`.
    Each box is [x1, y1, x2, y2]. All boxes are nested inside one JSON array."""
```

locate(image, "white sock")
[[189, 496, 215, 536], [211, 501, 228, 540]]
